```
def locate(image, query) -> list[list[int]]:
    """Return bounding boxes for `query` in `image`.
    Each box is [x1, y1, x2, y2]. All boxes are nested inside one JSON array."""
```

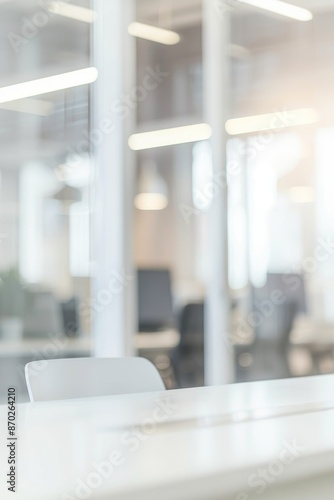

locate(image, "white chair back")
[[25, 357, 165, 402]]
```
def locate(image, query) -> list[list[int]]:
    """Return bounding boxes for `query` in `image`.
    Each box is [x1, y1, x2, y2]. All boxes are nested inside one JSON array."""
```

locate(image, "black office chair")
[[235, 300, 297, 382], [172, 302, 205, 388], [60, 297, 80, 337], [137, 269, 174, 332], [235, 274, 305, 382]]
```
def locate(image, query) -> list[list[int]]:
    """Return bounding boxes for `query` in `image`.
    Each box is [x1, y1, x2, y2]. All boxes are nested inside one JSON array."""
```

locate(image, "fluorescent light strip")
[[48, 1, 97, 23], [128, 22, 180, 45], [225, 108, 319, 135], [0, 98, 54, 116], [0, 67, 98, 104], [239, 0, 313, 21], [129, 123, 212, 151]]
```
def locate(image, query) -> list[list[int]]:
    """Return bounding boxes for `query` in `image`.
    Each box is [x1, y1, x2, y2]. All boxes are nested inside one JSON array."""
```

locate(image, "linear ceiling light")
[[128, 22, 180, 45], [48, 1, 97, 23], [239, 0, 313, 21], [129, 123, 212, 151], [0, 67, 98, 104], [225, 108, 318, 135]]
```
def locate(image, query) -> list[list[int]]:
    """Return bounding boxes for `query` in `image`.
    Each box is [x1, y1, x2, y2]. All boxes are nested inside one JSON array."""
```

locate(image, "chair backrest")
[[253, 273, 307, 315], [137, 268, 174, 331], [25, 357, 165, 402], [60, 297, 80, 337], [179, 303, 204, 350], [275, 300, 298, 349]]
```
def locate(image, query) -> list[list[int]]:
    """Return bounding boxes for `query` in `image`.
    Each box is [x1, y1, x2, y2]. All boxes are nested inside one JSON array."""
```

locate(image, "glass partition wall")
[[0, 0, 94, 402], [2, 0, 334, 402], [133, 0, 334, 387]]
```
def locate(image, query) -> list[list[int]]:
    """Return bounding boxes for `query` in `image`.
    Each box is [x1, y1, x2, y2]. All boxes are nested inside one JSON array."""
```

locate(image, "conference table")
[[1, 374, 334, 499]]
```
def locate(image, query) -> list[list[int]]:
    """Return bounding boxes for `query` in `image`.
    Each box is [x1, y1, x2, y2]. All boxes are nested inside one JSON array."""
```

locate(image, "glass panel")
[[134, 0, 334, 387], [2, 0, 334, 398], [0, 0, 93, 403]]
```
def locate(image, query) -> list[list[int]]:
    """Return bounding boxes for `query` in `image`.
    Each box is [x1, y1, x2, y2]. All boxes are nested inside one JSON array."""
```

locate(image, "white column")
[[203, 0, 234, 384], [92, 0, 136, 357]]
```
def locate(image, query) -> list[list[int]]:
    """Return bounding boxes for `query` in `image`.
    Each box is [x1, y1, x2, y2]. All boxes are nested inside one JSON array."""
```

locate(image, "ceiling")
[[137, 0, 334, 28], [1, 0, 334, 168]]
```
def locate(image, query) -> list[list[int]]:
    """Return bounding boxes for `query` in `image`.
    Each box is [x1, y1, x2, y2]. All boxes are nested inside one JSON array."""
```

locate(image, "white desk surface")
[[0, 329, 180, 357], [1, 319, 334, 358], [1, 375, 334, 500], [291, 317, 334, 347]]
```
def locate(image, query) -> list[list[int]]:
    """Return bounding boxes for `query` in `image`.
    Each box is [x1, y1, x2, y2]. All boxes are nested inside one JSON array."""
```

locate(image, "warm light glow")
[[0, 67, 98, 104], [129, 123, 212, 151], [128, 22, 180, 45], [48, 1, 97, 23], [225, 108, 318, 135], [134, 193, 168, 210], [289, 186, 315, 203], [239, 0, 313, 21], [0, 98, 54, 116]]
